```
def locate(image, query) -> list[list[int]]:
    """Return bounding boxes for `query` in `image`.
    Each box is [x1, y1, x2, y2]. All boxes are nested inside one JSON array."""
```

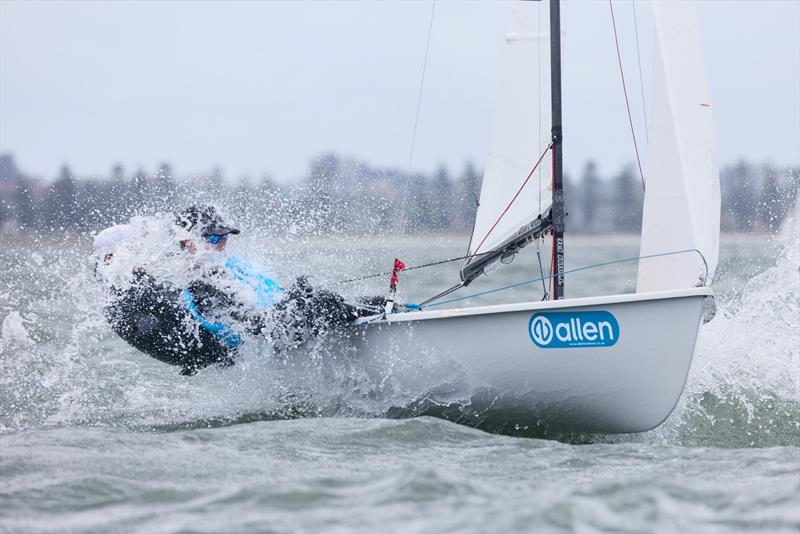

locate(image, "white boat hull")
[[351, 287, 711, 434]]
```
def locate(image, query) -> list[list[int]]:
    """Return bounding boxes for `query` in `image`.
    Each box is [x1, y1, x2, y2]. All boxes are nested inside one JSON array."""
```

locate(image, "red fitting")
[[389, 258, 406, 290]]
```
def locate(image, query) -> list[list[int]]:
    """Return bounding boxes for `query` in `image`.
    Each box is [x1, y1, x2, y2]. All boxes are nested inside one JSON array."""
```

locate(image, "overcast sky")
[[1, 0, 798, 183]]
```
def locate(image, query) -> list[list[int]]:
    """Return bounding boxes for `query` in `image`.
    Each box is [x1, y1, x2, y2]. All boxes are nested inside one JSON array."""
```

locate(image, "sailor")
[[97, 206, 385, 375], [172, 205, 381, 360], [95, 218, 236, 375]]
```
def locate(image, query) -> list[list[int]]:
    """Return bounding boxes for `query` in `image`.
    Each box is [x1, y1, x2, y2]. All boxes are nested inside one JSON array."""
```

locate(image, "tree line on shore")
[[0, 152, 797, 237]]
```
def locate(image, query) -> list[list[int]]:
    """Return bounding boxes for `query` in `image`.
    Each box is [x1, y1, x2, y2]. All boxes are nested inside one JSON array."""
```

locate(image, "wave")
[[1, 233, 798, 448]]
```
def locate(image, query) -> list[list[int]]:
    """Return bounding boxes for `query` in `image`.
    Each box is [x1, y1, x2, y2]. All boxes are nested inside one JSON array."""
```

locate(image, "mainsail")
[[636, 1, 720, 292], [461, 2, 554, 284]]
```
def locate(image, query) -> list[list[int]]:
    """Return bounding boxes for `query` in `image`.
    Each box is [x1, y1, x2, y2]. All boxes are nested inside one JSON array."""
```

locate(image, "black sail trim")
[[460, 208, 553, 286]]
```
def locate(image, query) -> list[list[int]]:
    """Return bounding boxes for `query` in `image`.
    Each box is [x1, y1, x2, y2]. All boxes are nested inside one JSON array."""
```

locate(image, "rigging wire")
[[535, 3, 549, 302], [467, 142, 553, 263], [537, 5, 543, 217], [536, 248, 549, 301], [418, 282, 464, 308], [416, 248, 709, 309], [550, 144, 556, 297], [609, 0, 646, 191], [399, 0, 437, 223], [333, 250, 495, 285], [631, 0, 649, 143]]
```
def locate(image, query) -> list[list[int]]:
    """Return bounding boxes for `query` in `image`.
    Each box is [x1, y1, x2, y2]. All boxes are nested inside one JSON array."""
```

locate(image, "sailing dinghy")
[[352, 0, 720, 434]]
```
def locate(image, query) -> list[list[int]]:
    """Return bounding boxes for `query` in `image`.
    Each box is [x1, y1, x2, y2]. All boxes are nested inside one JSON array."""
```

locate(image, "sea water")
[[1, 232, 798, 533]]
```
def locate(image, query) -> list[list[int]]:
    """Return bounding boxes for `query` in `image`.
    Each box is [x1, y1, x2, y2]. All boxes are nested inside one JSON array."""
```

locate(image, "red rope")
[[609, 0, 646, 191], [467, 143, 553, 263]]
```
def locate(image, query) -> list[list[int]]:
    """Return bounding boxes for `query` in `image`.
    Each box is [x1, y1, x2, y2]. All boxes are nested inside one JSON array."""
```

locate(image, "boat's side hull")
[[352, 289, 708, 433]]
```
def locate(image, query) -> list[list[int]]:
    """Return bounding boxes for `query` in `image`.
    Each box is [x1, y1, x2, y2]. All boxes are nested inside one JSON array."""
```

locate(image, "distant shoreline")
[[0, 230, 780, 248]]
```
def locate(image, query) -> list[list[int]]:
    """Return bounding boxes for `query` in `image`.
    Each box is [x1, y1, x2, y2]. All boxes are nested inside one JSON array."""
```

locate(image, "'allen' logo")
[[528, 311, 619, 348]]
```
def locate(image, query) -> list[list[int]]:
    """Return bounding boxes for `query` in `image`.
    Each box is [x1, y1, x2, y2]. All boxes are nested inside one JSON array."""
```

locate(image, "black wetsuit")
[[105, 272, 382, 375], [105, 272, 234, 375], [268, 276, 372, 352]]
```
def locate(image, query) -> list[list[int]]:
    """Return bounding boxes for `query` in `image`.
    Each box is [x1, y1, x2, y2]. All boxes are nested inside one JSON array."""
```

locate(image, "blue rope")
[[415, 248, 707, 310]]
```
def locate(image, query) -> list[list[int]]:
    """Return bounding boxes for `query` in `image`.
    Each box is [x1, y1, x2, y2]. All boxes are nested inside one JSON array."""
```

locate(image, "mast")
[[459, 1, 560, 288], [549, 0, 565, 299]]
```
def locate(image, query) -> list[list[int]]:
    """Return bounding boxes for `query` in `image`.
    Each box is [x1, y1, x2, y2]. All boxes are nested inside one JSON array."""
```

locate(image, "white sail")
[[636, 1, 720, 293], [467, 2, 554, 260]]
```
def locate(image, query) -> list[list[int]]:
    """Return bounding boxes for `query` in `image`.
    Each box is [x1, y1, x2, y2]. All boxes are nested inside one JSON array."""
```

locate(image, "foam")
[[2, 222, 798, 447]]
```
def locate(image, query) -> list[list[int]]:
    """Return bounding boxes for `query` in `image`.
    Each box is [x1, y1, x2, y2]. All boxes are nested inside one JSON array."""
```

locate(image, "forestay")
[[637, 1, 720, 292], [463, 2, 554, 278]]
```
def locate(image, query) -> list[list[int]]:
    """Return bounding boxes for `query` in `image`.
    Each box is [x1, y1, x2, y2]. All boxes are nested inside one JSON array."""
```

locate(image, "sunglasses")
[[205, 234, 228, 245]]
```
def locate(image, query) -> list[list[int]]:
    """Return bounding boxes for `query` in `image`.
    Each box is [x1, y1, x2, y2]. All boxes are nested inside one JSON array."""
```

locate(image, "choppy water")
[[1, 230, 798, 533]]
